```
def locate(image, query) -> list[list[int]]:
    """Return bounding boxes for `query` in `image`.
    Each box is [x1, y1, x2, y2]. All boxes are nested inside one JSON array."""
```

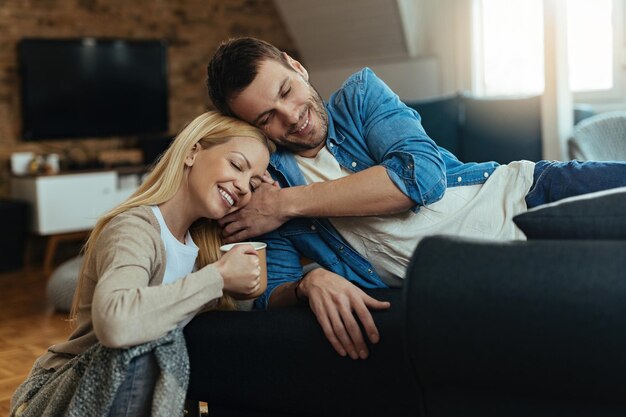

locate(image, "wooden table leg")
[[43, 235, 60, 278], [43, 231, 90, 278]]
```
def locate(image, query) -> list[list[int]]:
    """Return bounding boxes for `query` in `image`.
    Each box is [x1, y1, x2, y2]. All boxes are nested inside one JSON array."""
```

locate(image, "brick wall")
[[0, 0, 296, 196]]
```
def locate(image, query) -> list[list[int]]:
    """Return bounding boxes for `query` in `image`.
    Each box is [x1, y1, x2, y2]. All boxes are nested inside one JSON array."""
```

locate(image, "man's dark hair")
[[207, 37, 291, 116]]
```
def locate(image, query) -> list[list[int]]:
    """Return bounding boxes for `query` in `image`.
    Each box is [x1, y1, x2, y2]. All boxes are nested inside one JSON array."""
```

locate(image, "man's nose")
[[277, 102, 300, 126]]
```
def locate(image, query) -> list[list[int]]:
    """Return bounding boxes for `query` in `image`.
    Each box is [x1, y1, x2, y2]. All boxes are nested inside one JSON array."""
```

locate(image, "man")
[[206, 37, 626, 360]]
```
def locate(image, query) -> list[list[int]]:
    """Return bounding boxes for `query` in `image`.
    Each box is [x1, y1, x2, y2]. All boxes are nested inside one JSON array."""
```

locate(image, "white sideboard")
[[11, 170, 140, 235]]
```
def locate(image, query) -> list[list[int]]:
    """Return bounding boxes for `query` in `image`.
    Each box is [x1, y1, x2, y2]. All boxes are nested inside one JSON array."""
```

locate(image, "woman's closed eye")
[[230, 161, 243, 171]]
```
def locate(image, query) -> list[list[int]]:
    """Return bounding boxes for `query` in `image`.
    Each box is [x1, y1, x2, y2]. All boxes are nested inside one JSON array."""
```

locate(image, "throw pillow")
[[513, 186, 626, 239]]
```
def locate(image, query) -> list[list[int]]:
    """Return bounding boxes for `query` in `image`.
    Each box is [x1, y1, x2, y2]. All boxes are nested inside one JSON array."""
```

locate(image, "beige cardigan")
[[37, 206, 224, 370]]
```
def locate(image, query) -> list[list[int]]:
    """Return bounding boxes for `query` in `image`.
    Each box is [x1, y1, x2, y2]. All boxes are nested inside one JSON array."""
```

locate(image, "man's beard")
[[278, 84, 329, 153]]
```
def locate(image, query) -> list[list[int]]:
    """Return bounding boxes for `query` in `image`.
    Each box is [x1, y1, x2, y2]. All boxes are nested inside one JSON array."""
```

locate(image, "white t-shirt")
[[294, 147, 535, 287], [150, 205, 199, 325]]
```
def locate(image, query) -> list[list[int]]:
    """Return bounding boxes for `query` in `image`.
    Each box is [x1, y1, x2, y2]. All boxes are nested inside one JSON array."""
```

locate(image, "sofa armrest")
[[404, 235, 626, 416]]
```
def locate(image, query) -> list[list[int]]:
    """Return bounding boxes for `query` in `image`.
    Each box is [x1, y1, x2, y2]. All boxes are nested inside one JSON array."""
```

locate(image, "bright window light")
[[476, 0, 544, 96], [474, 0, 614, 96], [567, 0, 613, 92]]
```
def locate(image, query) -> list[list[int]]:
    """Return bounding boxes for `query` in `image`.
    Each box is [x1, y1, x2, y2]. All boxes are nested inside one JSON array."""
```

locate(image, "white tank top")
[[150, 205, 199, 284], [150, 205, 199, 326]]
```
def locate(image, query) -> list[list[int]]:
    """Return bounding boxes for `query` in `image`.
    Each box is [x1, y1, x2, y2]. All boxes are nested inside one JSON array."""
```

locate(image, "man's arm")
[[220, 165, 412, 242], [269, 267, 391, 360], [284, 165, 412, 217], [220, 70, 447, 242]]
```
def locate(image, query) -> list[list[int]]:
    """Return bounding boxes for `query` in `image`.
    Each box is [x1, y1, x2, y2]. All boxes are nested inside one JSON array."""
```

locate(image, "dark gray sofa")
[[405, 236, 626, 417], [183, 96, 618, 416], [404, 93, 594, 164], [185, 233, 626, 416], [185, 288, 418, 417]]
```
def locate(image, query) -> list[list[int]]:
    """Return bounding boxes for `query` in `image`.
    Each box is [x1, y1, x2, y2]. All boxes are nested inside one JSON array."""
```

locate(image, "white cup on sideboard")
[[10, 152, 34, 175]]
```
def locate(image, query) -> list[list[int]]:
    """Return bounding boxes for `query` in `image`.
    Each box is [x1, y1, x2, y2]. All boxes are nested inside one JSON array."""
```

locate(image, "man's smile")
[[289, 107, 311, 137]]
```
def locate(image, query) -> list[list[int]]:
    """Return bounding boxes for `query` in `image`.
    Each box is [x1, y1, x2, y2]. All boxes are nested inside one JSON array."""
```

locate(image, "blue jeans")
[[108, 352, 159, 417], [525, 160, 626, 209]]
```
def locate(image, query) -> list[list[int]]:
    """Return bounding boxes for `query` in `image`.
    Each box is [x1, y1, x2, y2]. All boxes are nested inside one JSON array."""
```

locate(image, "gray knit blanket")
[[10, 328, 189, 417]]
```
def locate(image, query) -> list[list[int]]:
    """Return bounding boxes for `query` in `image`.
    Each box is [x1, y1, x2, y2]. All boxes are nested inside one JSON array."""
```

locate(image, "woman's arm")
[[91, 215, 223, 348]]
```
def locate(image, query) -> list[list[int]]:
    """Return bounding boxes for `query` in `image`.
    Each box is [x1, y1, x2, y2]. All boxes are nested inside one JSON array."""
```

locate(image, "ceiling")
[[273, 0, 425, 69]]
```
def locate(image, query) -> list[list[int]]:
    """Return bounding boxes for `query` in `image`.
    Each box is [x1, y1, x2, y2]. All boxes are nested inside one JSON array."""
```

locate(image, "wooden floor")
[[0, 266, 72, 415]]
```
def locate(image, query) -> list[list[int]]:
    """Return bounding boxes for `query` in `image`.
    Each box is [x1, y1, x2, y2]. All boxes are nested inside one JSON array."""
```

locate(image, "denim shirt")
[[254, 68, 499, 309]]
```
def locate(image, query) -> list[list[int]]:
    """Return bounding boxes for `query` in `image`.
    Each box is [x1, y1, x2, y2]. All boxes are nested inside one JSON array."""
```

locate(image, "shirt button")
[[310, 225, 316, 231], [329, 142, 334, 148], [351, 162, 357, 168], [367, 268, 373, 274], [457, 176, 462, 182], [483, 172, 489, 178]]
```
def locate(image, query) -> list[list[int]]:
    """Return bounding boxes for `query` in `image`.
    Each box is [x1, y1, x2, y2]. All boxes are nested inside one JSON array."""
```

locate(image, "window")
[[473, 0, 618, 99], [472, 0, 544, 96], [567, 0, 613, 92]]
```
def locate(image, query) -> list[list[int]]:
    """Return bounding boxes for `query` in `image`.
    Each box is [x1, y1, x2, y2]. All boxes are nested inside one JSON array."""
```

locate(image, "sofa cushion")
[[513, 186, 626, 239]]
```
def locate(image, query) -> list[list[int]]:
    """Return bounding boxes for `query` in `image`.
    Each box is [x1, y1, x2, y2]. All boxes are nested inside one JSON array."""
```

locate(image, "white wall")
[[309, 57, 440, 102], [276, 0, 445, 102]]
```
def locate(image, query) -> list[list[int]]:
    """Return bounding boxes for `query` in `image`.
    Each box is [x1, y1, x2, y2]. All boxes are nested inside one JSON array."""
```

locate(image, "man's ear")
[[185, 143, 201, 167], [283, 52, 308, 81]]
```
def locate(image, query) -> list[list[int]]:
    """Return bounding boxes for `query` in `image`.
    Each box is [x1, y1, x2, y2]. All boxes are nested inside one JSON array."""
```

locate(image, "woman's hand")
[[214, 244, 261, 298]]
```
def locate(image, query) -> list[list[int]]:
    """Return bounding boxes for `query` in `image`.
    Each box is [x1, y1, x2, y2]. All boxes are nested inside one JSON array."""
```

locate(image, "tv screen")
[[19, 38, 169, 140]]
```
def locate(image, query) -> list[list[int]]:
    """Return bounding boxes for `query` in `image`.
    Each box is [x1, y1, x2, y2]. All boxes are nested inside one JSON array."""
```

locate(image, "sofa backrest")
[[405, 94, 543, 164], [460, 94, 543, 164], [405, 94, 462, 158]]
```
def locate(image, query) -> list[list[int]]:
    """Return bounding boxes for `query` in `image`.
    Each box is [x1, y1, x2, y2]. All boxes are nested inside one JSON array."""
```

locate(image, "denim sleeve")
[[253, 229, 304, 310], [353, 68, 447, 206]]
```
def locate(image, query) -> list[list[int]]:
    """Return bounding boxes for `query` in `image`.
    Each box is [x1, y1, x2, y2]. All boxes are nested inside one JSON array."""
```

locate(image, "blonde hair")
[[70, 111, 274, 321]]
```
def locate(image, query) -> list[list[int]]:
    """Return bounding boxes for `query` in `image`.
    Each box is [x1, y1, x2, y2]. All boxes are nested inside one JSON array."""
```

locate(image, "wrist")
[[298, 268, 323, 299], [294, 277, 306, 303], [213, 259, 225, 279], [281, 186, 304, 219]]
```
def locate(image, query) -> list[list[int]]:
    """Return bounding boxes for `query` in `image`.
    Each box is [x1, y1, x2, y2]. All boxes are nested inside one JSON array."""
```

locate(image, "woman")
[[11, 111, 275, 417]]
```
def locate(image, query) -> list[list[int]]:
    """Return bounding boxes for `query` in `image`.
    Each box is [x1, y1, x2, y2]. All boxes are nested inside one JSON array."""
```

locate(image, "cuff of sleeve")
[[192, 264, 224, 301], [382, 152, 446, 207]]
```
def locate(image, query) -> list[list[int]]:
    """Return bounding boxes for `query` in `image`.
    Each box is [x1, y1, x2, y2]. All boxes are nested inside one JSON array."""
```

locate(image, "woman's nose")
[[233, 178, 250, 195]]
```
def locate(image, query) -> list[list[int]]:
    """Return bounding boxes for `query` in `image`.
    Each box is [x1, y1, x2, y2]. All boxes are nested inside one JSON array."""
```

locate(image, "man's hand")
[[218, 173, 284, 242], [299, 268, 391, 359]]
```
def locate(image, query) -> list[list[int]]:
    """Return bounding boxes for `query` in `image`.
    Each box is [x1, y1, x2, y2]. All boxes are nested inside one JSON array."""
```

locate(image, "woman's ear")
[[185, 143, 201, 167], [283, 52, 308, 81]]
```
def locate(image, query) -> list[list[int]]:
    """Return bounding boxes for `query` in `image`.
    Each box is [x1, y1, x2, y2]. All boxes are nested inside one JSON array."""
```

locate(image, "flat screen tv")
[[18, 38, 169, 140]]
